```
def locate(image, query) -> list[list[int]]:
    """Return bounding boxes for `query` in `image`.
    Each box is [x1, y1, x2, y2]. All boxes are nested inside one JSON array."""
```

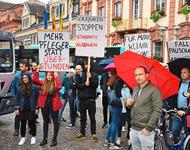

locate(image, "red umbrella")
[[104, 63, 115, 72], [114, 51, 180, 100]]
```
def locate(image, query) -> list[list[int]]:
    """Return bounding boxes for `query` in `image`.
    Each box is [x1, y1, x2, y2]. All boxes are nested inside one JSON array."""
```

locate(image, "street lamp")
[[156, 26, 167, 63], [173, 25, 181, 40], [23, 38, 31, 48], [158, 26, 167, 41]]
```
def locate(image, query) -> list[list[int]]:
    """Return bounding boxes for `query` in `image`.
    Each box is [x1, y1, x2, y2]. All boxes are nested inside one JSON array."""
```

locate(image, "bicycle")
[[157, 108, 190, 150]]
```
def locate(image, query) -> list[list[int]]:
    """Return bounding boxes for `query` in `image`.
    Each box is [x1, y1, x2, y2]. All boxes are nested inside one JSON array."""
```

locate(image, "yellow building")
[[14, 0, 45, 48], [14, 0, 80, 48]]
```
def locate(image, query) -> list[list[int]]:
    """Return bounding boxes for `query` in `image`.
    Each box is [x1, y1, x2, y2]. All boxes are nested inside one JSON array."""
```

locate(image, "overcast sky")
[[0, 0, 50, 4]]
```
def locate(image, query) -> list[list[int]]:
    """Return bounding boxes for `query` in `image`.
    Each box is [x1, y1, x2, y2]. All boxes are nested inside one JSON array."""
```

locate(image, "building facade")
[[0, 2, 23, 33], [14, 0, 80, 48], [14, 0, 46, 48], [79, 0, 190, 63]]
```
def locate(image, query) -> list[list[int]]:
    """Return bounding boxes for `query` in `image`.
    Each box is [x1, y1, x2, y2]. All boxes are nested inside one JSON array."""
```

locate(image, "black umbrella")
[[168, 57, 190, 78]]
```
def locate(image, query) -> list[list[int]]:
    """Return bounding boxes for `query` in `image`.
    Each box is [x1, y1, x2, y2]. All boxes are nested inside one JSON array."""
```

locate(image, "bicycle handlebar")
[[162, 108, 182, 121]]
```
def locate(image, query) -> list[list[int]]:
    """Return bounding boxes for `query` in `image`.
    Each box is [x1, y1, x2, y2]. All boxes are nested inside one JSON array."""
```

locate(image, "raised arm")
[[32, 71, 43, 86]]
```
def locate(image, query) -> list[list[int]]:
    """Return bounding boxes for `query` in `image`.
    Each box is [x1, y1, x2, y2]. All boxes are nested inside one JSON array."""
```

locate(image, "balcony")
[[114, 20, 128, 32], [131, 17, 148, 29], [112, 17, 148, 32]]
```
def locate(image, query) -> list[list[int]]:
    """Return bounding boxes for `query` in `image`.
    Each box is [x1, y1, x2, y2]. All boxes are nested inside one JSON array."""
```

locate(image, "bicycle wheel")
[[185, 138, 190, 150], [154, 135, 164, 150]]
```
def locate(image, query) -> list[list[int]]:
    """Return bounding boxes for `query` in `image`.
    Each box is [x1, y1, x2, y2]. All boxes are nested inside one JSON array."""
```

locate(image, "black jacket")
[[75, 72, 98, 100], [100, 72, 109, 96]]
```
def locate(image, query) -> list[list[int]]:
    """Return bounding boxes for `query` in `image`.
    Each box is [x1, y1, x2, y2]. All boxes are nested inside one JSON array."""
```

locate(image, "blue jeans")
[[68, 97, 76, 125], [172, 115, 189, 139], [58, 98, 68, 123], [75, 98, 80, 111], [106, 109, 121, 143]]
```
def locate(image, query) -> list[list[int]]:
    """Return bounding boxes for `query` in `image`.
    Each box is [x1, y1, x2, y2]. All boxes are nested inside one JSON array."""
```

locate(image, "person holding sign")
[[32, 68, 62, 147], [73, 61, 99, 142]]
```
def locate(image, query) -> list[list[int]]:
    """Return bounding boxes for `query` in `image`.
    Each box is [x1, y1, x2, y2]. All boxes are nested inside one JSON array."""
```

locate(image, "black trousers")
[[14, 115, 20, 130], [21, 120, 36, 137], [102, 95, 108, 124], [79, 99, 96, 136], [69, 98, 76, 125], [126, 109, 131, 139], [41, 108, 59, 140]]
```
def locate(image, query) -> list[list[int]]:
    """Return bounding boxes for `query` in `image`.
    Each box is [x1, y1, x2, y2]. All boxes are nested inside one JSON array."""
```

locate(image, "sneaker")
[[103, 139, 111, 147], [50, 139, 57, 147], [102, 123, 107, 128], [40, 139, 48, 146], [109, 143, 122, 149], [116, 137, 121, 145], [66, 124, 75, 129], [30, 137, 36, 145], [122, 126, 126, 132], [91, 134, 98, 142], [13, 129, 19, 136], [18, 137, 26, 145], [73, 134, 86, 141]]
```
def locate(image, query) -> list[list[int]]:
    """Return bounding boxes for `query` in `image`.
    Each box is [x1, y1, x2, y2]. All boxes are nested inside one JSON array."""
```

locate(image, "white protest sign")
[[124, 33, 151, 57], [168, 40, 190, 61], [38, 31, 70, 71], [76, 16, 106, 57]]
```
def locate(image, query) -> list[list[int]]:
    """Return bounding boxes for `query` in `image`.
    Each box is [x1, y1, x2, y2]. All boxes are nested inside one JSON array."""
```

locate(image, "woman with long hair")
[[32, 71, 62, 147], [104, 70, 123, 149], [15, 73, 39, 145]]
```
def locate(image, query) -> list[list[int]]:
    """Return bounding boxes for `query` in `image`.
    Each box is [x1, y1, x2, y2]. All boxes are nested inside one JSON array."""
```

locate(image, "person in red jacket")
[[32, 70, 62, 147]]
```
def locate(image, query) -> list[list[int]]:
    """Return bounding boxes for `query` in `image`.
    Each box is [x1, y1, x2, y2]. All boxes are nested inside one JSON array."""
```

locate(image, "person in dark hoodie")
[[15, 73, 39, 145], [73, 61, 99, 142]]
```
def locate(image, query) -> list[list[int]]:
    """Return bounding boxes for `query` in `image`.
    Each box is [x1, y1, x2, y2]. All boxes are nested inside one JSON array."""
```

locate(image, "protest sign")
[[76, 16, 106, 57], [168, 40, 190, 61], [38, 30, 70, 71], [124, 33, 151, 57]]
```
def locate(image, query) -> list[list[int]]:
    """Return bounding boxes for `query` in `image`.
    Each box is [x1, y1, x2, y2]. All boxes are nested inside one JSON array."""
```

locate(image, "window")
[[31, 34, 34, 44], [154, 41, 162, 57], [85, 11, 90, 16], [73, 3, 79, 13], [98, 7, 104, 17], [155, 0, 165, 10], [115, 2, 122, 17], [22, 19, 25, 28], [26, 18, 29, 27], [133, 0, 142, 18], [72, 25, 76, 39], [183, 0, 189, 5], [34, 33, 38, 44]]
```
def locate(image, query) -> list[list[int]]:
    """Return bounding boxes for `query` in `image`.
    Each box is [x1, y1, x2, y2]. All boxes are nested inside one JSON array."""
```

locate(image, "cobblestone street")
[[0, 98, 129, 150]]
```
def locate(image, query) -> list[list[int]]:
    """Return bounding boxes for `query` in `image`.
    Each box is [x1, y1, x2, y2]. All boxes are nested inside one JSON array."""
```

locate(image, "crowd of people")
[[10, 59, 190, 150]]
